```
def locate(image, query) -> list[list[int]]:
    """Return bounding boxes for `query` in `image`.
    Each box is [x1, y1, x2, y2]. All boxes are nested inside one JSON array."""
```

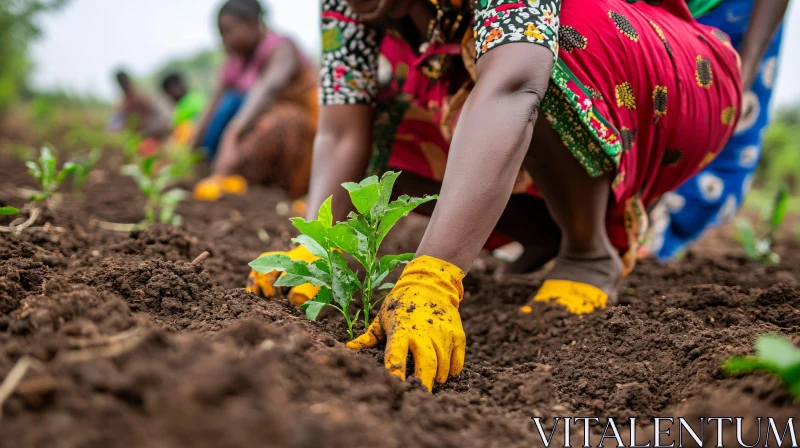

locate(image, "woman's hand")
[[347, 256, 466, 391]]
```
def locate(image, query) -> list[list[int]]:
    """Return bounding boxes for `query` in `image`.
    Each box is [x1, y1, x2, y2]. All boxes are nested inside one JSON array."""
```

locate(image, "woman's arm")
[[415, 43, 554, 272], [229, 41, 301, 136], [739, 0, 790, 91], [306, 105, 374, 221]]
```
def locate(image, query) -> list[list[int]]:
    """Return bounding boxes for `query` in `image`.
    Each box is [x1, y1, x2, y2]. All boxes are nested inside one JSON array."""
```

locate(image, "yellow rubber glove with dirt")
[[347, 255, 466, 392], [246, 245, 321, 306], [193, 175, 248, 201]]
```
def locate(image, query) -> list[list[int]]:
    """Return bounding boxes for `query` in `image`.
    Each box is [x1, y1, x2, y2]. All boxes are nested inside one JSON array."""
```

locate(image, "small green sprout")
[[0, 207, 20, 216], [736, 187, 790, 264], [249, 171, 437, 339], [25, 147, 77, 203], [724, 334, 800, 400], [122, 156, 187, 226]]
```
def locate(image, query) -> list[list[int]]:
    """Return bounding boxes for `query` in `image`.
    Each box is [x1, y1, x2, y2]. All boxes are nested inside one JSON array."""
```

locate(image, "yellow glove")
[[246, 245, 321, 306], [347, 255, 466, 391], [193, 175, 248, 201]]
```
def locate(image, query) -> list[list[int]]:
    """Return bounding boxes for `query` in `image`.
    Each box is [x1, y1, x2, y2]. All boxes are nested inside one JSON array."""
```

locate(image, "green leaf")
[[292, 235, 329, 259], [755, 334, 800, 370], [372, 253, 414, 286], [26, 161, 41, 183], [327, 223, 369, 267], [290, 218, 329, 253], [40, 147, 56, 184], [374, 171, 401, 217], [330, 250, 359, 307], [771, 187, 790, 233], [736, 219, 759, 260], [274, 261, 329, 288], [308, 259, 332, 285], [379, 283, 395, 290], [723, 356, 777, 375], [377, 195, 438, 245], [249, 254, 295, 274], [781, 362, 800, 392], [318, 196, 333, 228], [142, 156, 157, 177], [300, 287, 333, 321], [342, 176, 381, 216], [0, 207, 19, 216]]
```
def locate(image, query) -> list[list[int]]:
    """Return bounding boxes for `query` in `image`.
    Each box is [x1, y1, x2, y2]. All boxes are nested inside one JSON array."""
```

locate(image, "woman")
[[249, 0, 741, 391], [648, 0, 789, 260], [192, 0, 318, 201]]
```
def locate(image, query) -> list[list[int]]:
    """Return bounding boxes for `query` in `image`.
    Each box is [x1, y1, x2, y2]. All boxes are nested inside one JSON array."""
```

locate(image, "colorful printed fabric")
[[319, 0, 562, 106], [651, 0, 784, 260], [319, 0, 741, 256]]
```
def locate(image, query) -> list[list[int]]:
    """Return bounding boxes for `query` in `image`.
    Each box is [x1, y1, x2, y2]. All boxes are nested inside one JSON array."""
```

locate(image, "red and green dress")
[[320, 0, 741, 268]]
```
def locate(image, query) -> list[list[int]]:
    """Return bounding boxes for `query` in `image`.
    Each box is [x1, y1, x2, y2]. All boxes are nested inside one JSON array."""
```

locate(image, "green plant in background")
[[250, 172, 437, 340], [122, 156, 187, 226], [736, 187, 790, 264], [0, 206, 19, 216], [70, 147, 102, 195], [162, 141, 203, 182], [25, 146, 77, 203], [724, 334, 800, 400]]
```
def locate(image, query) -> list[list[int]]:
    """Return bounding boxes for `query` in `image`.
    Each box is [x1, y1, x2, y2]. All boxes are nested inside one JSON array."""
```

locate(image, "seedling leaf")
[[249, 254, 295, 274], [290, 218, 329, 253], [377, 195, 438, 244], [0, 207, 19, 216], [328, 223, 369, 267], [771, 187, 790, 233], [301, 287, 333, 321], [318, 196, 333, 228], [291, 235, 329, 259], [755, 334, 800, 370], [274, 261, 329, 288]]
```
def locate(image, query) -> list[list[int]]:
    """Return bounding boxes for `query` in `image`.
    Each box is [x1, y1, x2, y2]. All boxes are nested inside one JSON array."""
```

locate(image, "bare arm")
[[305, 105, 374, 221], [416, 43, 554, 271], [739, 0, 790, 91], [231, 41, 300, 135]]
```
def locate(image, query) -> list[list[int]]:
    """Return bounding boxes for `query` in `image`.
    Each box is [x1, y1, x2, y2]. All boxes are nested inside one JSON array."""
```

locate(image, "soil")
[[0, 151, 798, 448]]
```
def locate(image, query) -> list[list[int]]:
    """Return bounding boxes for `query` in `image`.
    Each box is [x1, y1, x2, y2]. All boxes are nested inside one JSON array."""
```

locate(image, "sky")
[[32, 0, 800, 106]]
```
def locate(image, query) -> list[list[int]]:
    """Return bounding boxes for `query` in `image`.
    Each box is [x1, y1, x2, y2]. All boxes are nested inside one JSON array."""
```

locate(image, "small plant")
[[25, 146, 77, 203], [249, 171, 437, 339], [736, 187, 790, 264], [0, 207, 19, 216], [70, 147, 103, 195], [724, 334, 800, 400], [122, 156, 187, 226]]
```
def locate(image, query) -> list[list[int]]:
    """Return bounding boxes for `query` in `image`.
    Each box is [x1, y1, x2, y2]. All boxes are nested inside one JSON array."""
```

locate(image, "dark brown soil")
[[0, 152, 798, 447]]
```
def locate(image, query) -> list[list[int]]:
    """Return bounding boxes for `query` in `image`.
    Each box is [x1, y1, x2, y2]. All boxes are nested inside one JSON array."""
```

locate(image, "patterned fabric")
[[651, 0, 785, 260], [319, 0, 562, 106]]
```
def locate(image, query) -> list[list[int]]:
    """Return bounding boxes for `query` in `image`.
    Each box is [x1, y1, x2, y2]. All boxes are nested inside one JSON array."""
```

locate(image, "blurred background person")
[[192, 0, 318, 202], [161, 71, 207, 145], [108, 69, 170, 140]]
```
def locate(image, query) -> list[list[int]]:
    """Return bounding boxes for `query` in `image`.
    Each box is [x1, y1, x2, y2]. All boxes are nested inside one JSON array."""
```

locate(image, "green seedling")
[[724, 334, 800, 400], [250, 171, 437, 339], [25, 146, 77, 203], [122, 156, 187, 226], [162, 141, 203, 181], [736, 187, 790, 264], [70, 148, 103, 195], [0, 207, 19, 216]]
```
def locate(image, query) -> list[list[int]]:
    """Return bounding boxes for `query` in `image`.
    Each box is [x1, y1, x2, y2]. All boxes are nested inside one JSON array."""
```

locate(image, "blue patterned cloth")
[[652, 0, 784, 260]]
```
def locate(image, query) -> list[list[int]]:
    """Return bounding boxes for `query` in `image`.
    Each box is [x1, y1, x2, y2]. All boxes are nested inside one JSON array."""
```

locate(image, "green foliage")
[[724, 334, 800, 400], [736, 187, 790, 264], [249, 172, 437, 339], [0, 206, 19, 215], [758, 107, 800, 194], [25, 146, 76, 203], [122, 156, 187, 226], [0, 0, 70, 112]]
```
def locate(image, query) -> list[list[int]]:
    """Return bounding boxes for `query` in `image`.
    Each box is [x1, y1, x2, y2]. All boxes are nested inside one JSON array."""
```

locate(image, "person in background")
[[192, 0, 318, 201], [161, 72, 207, 145], [109, 70, 170, 140], [648, 0, 791, 259]]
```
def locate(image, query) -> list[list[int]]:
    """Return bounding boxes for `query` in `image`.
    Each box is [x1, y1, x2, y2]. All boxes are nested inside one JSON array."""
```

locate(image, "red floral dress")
[[319, 0, 741, 265]]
